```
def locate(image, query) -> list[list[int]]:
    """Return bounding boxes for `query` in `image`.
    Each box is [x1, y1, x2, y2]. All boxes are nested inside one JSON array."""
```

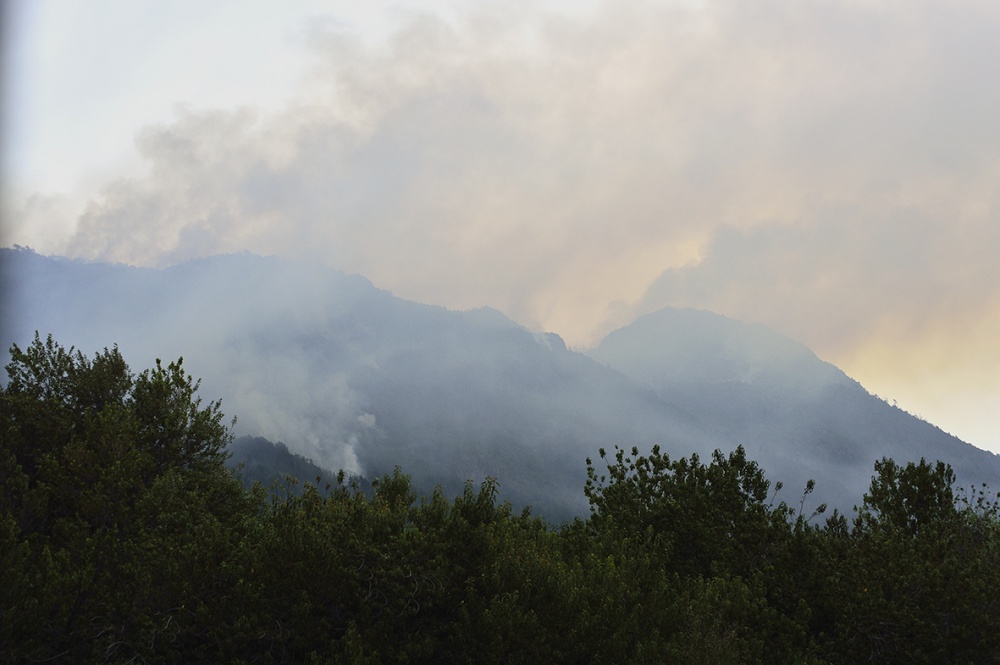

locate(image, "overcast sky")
[[3, 0, 999, 454]]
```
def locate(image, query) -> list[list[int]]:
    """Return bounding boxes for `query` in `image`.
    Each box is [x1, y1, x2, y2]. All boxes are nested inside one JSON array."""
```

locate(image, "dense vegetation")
[[227, 435, 359, 496], [3, 335, 1000, 663]]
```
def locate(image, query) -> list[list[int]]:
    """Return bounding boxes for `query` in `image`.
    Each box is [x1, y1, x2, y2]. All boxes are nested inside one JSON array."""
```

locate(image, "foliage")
[[0, 333, 248, 662], [3, 334, 1000, 663], [813, 458, 1000, 663]]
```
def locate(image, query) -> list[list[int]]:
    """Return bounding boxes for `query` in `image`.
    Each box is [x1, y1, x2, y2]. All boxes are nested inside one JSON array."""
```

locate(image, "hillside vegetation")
[[3, 335, 1000, 663], [7, 248, 1000, 518]]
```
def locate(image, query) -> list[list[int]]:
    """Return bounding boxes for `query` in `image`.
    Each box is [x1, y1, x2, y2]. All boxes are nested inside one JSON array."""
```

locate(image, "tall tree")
[[818, 458, 1000, 663], [0, 334, 252, 662]]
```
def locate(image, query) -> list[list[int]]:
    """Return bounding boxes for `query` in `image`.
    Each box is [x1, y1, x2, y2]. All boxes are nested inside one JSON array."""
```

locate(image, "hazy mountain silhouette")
[[587, 308, 998, 509], [3, 247, 998, 520]]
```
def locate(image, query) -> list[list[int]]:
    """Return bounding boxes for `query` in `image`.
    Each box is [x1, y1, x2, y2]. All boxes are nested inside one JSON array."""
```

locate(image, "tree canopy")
[[3, 334, 999, 663]]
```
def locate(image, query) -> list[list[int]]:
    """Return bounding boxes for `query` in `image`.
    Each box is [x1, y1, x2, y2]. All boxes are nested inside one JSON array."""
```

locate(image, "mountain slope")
[[587, 307, 998, 508], [2, 249, 710, 518], [3, 247, 998, 518]]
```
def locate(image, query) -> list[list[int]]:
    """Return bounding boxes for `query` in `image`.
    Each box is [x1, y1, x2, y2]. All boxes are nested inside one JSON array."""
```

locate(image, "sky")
[[2, 0, 999, 454]]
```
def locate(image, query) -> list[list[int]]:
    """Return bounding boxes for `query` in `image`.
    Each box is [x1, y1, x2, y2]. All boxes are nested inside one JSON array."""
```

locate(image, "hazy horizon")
[[2, 0, 998, 453]]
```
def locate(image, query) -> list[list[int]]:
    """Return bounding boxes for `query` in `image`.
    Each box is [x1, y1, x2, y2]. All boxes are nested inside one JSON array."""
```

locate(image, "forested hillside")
[[4, 335, 1000, 663], [227, 435, 361, 495], [5, 247, 1000, 518]]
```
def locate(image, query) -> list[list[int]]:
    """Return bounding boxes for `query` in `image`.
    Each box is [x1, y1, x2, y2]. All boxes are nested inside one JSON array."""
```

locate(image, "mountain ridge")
[[3, 247, 997, 520]]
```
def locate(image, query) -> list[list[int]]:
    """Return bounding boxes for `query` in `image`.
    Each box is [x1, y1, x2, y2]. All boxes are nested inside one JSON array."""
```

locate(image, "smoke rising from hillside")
[[6, 0, 1000, 450]]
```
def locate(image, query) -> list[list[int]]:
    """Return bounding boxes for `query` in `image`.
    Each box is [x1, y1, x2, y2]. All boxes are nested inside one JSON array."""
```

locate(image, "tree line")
[[3, 334, 999, 663]]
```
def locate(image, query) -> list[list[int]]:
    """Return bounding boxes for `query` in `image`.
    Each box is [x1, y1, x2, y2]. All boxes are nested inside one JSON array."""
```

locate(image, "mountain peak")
[[589, 307, 847, 393]]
